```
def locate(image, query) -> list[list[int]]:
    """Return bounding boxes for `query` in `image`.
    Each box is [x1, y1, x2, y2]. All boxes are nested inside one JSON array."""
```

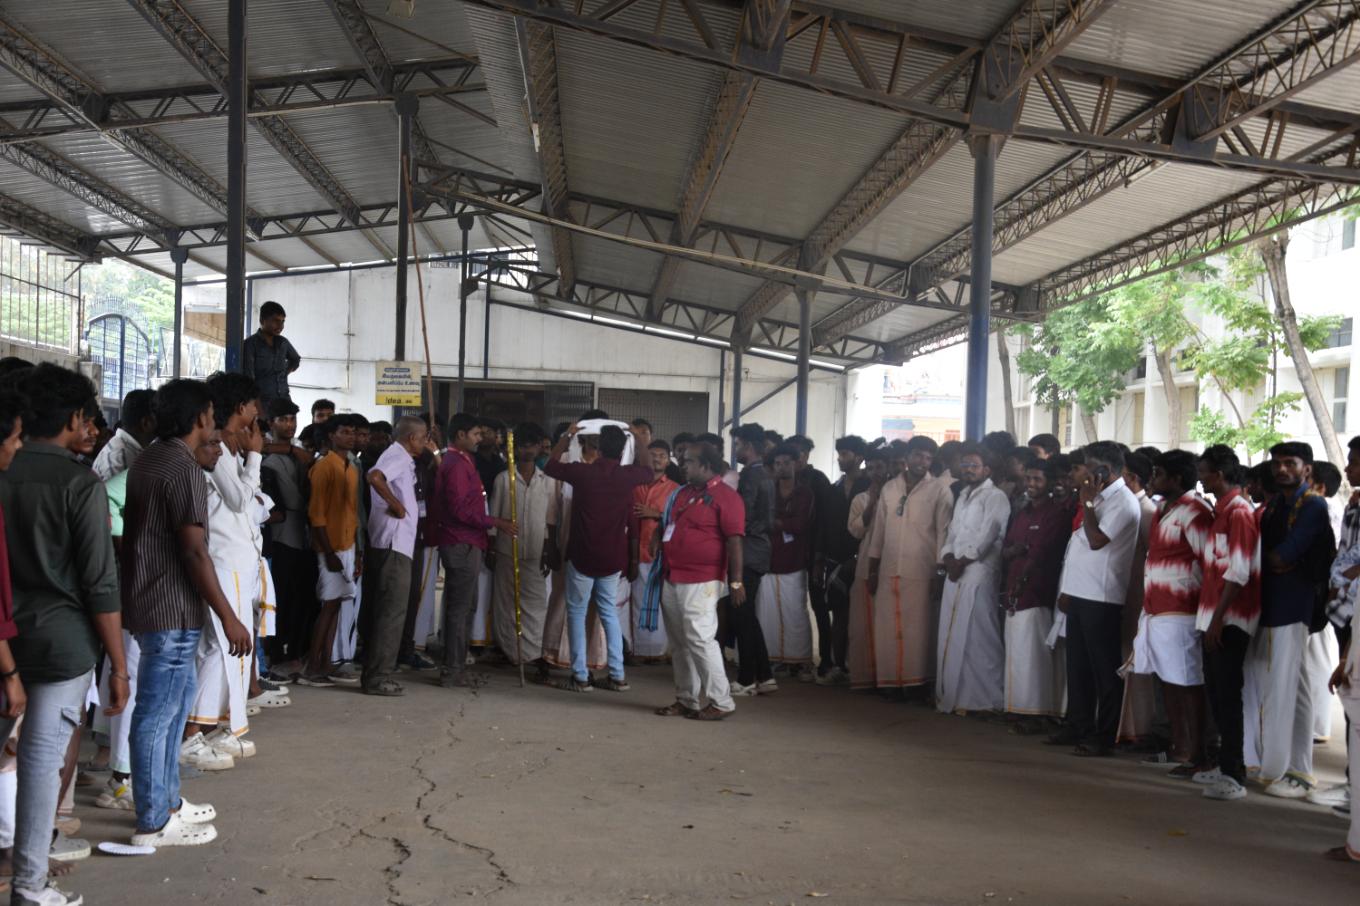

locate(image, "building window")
[[1179, 385, 1198, 441], [1335, 366, 1350, 433], [1059, 406, 1072, 447], [1344, 218, 1356, 251], [1014, 405, 1030, 443], [1135, 356, 1147, 380], [1132, 391, 1145, 446], [1325, 317, 1353, 349]]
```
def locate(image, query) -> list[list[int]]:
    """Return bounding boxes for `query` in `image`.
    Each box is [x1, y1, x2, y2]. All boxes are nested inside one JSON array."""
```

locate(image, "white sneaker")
[[206, 728, 256, 759], [1263, 775, 1313, 800], [1306, 784, 1350, 809], [175, 798, 217, 824], [179, 732, 235, 771], [730, 682, 757, 697], [1191, 767, 1222, 785], [94, 776, 134, 810], [1203, 776, 1247, 801], [130, 812, 218, 847], [757, 679, 779, 695], [11, 883, 84, 905]]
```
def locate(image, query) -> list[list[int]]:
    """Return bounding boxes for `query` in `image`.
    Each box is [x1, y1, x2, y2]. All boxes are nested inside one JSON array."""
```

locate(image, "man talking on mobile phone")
[[1047, 441, 1142, 757]]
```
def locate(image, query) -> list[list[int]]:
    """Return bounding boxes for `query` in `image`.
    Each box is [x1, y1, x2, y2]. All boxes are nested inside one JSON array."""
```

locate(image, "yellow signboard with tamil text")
[[375, 360, 423, 407]]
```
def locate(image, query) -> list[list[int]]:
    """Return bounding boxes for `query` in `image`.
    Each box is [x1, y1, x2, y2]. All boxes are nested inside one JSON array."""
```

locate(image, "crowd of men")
[[0, 319, 1354, 903]]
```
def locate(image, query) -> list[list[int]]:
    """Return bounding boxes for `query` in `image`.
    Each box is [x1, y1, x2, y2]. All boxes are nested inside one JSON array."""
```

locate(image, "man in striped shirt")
[[123, 380, 252, 848], [1132, 450, 1213, 777], [1196, 445, 1261, 802]]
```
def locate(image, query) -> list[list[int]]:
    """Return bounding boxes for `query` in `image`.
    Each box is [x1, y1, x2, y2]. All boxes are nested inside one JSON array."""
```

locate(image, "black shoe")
[[1044, 730, 1082, 747]]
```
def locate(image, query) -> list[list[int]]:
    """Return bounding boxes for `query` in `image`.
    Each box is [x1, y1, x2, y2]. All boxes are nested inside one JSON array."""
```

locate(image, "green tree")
[[1014, 296, 1143, 444], [1107, 270, 1195, 446], [1185, 247, 1336, 457]]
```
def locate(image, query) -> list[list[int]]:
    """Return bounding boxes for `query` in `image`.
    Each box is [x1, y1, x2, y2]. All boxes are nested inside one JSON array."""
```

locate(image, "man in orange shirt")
[[630, 440, 679, 661]]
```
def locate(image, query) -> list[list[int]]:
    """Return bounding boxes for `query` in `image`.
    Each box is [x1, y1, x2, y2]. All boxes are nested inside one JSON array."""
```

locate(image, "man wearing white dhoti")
[[935, 444, 1010, 715], [1000, 457, 1073, 725], [184, 372, 266, 766], [490, 423, 555, 665], [757, 445, 815, 671], [1250, 442, 1334, 800]]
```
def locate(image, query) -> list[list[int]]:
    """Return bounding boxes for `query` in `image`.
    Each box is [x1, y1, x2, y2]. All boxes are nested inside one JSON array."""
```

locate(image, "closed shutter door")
[[596, 388, 710, 444]]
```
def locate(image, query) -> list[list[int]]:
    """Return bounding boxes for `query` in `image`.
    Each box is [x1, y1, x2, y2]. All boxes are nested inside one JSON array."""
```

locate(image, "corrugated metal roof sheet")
[[181, 0, 364, 78], [3, 0, 204, 92], [703, 80, 909, 238], [555, 30, 723, 211], [990, 163, 1265, 286]]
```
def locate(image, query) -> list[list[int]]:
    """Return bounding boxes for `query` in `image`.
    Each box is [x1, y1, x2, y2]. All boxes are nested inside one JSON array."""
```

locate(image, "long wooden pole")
[[507, 429, 524, 687], [402, 159, 437, 419]]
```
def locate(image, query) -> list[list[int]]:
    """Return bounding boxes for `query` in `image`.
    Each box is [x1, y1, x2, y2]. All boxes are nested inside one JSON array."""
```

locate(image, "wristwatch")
[[1083, 500, 1096, 510], [729, 581, 744, 590]]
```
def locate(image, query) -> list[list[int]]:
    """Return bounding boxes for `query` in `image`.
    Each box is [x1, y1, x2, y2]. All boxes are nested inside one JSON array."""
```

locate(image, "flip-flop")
[[97, 842, 156, 857], [1324, 846, 1360, 863]]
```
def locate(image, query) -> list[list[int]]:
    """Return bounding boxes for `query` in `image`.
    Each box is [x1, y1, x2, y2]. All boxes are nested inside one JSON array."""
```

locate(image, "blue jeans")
[[0, 669, 91, 893], [130, 629, 201, 833], [564, 563, 625, 682]]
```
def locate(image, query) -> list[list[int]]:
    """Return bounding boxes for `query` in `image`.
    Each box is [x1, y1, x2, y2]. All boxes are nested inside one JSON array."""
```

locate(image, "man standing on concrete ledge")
[[652, 443, 744, 721], [544, 424, 651, 693], [242, 301, 301, 409]]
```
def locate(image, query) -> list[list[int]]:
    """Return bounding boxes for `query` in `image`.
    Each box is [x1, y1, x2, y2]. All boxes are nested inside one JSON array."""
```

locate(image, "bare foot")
[[48, 859, 75, 878]]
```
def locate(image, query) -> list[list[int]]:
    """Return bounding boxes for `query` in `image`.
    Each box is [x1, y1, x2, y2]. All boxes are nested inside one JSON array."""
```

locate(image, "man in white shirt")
[[1050, 441, 1142, 756], [361, 416, 428, 696], [935, 444, 1011, 715], [91, 389, 156, 481]]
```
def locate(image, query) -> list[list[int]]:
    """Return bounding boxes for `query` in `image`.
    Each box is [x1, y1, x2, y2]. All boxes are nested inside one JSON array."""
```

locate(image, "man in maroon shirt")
[[544, 424, 651, 692], [428, 413, 516, 687], [653, 443, 744, 720]]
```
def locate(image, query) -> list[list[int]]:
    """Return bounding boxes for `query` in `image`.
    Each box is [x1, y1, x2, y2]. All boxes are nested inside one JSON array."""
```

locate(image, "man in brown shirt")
[[123, 379, 251, 850]]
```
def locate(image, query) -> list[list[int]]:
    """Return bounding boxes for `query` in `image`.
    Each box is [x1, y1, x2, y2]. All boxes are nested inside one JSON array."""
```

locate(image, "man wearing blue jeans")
[[121, 380, 253, 850], [545, 423, 651, 692], [0, 364, 130, 906]]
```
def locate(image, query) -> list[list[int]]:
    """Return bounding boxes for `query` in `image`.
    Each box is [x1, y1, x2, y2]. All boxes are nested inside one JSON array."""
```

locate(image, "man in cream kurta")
[[935, 446, 1011, 714], [490, 426, 557, 665], [864, 435, 953, 691]]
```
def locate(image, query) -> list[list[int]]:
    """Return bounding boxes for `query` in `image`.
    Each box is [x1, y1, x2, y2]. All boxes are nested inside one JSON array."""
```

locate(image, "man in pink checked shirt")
[[427, 413, 516, 689]]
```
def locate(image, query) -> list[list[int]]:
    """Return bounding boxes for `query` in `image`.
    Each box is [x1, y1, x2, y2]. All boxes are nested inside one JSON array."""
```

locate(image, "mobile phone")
[[1093, 465, 1111, 484]]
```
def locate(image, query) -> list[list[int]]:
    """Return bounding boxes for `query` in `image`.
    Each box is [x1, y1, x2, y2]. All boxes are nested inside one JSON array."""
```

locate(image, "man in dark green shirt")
[[0, 363, 128, 906]]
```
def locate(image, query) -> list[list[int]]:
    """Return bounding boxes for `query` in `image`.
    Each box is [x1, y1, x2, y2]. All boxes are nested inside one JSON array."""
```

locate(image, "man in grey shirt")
[[729, 423, 775, 694], [260, 398, 314, 675], [242, 301, 300, 407]]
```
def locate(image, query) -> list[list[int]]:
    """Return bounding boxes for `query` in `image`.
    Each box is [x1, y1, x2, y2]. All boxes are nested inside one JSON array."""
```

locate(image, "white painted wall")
[[185, 267, 848, 474]]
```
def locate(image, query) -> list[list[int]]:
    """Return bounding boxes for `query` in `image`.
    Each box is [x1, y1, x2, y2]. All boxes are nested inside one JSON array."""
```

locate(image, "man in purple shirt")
[[361, 415, 430, 697], [428, 413, 516, 687], [544, 424, 652, 692]]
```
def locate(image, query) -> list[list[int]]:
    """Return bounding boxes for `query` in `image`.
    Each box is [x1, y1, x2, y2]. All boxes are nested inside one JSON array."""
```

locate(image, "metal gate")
[[596, 388, 710, 445]]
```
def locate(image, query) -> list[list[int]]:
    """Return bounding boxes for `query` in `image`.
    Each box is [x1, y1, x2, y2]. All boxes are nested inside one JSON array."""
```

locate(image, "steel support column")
[[394, 94, 416, 362], [965, 135, 999, 441], [224, 0, 247, 372], [795, 281, 814, 436], [171, 247, 188, 378], [457, 213, 473, 412], [717, 347, 726, 437], [730, 346, 743, 463]]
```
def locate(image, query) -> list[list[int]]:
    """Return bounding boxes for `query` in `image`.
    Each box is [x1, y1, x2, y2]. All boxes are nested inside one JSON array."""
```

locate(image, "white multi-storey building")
[[987, 212, 1358, 460]]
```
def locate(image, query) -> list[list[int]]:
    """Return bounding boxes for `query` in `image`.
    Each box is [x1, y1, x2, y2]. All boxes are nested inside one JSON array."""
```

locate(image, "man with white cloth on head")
[[935, 443, 1010, 715], [182, 372, 266, 769]]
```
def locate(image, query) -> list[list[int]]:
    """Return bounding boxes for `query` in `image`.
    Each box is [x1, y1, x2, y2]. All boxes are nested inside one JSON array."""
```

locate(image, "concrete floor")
[[66, 663, 1354, 906]]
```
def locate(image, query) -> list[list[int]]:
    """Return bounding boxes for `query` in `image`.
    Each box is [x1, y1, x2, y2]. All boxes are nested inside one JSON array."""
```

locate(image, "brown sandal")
[[685, 704, 732, 721], [1324, 846, 1360, 863], [654, 701, 695, 717]]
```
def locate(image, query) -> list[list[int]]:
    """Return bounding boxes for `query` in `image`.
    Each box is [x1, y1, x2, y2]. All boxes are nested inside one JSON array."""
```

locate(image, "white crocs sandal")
[[176, 799, 217, 824], [248, 689, 292, 709], [130, 813, 218, 847]]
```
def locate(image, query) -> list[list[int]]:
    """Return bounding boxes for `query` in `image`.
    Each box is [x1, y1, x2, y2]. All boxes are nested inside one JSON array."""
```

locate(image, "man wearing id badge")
[[649, 443, 745, 721]]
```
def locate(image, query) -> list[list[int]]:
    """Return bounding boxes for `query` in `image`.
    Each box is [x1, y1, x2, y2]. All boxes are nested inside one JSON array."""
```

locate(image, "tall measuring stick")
[[506, 429, 525, 687]]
